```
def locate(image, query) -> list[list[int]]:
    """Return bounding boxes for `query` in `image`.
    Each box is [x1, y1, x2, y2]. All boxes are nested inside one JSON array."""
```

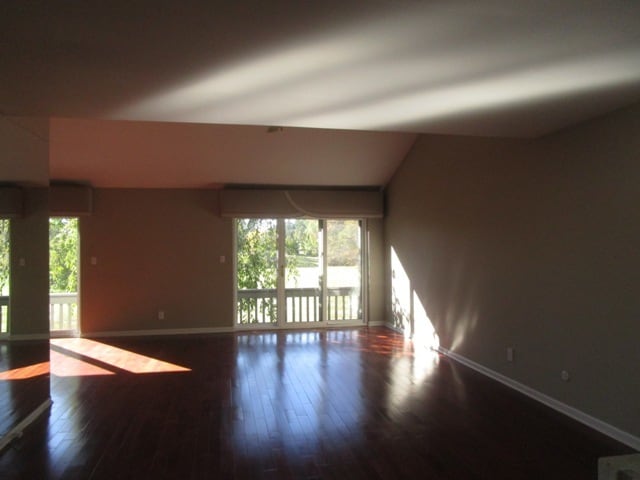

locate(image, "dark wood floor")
[[0, 328, 632, 479], [0, 340, 50, 441]]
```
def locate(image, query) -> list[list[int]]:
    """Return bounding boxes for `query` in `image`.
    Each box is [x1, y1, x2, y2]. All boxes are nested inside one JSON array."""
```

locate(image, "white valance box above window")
[[219, 188, 383, 219]]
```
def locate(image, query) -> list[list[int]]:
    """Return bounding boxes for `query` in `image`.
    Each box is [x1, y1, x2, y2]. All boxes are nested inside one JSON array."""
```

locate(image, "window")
[[49, 217, 80, 334], [235, 218, 365, 327], [0, 219, 9, 334]]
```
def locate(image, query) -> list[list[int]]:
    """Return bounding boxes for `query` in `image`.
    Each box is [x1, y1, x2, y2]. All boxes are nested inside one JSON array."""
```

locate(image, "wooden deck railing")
[[0, 294, 78, 334], [237, 287, 360, 325], [237, 289, 278, 325], [0, 296, 8, 333], [5, 287, 360, 331], [50, 292, 78, 331]]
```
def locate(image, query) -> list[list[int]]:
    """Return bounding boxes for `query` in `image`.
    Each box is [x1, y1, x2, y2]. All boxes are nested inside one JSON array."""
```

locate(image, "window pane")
[[236, 219, 278, 325], [49, 217, 79, 333], [285, 219, 321, 323], [0, 219, 9, 333], [326, 220, 362, 321]]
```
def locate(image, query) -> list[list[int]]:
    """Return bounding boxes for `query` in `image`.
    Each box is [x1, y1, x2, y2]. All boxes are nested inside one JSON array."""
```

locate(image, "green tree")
[[236, 219, 278, 324], [327, 220, 360, 266], [235, 218, 360, 323], [285, 219, 319, 276], [49, 218, 79, 293], [0, 220, 9, 295], [285, 219, 318, 257], [236, 219, 277, 289]]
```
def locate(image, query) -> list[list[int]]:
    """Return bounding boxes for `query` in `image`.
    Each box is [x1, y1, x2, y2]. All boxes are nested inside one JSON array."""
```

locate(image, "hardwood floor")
[[0, 328, 632, 479], [0, 340, 50, 442]]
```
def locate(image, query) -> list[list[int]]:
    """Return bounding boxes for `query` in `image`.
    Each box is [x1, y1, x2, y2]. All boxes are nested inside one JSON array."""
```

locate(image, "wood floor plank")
[[0, 328, 633, 479]]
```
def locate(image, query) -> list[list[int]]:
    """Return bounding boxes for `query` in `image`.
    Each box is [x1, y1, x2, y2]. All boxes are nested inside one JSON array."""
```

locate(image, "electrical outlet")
[[158, 310, 165, 320], [561, 370, 570, 382], [507, 347, 514, 362]]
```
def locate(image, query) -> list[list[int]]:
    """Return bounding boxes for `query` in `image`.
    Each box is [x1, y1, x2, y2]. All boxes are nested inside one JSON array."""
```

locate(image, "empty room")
[[1, 1, 639, 479]]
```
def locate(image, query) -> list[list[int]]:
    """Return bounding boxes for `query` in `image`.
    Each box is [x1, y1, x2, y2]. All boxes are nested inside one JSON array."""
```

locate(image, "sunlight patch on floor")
[[50, 349, 114, 377], [50, 338, 191, 375], [0, 361, 49, 380]]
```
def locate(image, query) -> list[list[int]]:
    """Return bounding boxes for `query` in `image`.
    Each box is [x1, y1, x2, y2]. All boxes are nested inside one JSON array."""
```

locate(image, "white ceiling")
[[2, 0, 640, 187]]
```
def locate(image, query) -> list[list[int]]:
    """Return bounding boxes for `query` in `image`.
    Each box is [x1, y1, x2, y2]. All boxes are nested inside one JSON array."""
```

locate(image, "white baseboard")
[[83, 326, 236, 339], [50, 330, 79, 339], [438, 346, 640, 452], [367, 320, 387, 327], [85, 323, 377, 338], [382, 322, 405, 334], [0, 398, 52, 452]]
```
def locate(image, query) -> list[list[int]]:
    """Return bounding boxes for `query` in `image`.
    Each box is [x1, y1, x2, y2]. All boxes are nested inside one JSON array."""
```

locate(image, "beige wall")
[[1, 116, 50, 336], [0, 121, 50, 445], [79, 188, 385, 333], [0, 117, 49, 186], [367, 218, 385, 323], [80, 189, 234, 333], [9, 188, 50, 336], [384, 102, 640, 438]]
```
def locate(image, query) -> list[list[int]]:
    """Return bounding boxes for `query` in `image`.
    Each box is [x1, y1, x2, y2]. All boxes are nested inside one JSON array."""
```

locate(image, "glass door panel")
[[235, 218, 364, 327], [0, 219, 9, 334], [49, 217, 80, 334], [236, 219, 279, 325], [326, 220, 362, 322], [284, 219, 322, 324]]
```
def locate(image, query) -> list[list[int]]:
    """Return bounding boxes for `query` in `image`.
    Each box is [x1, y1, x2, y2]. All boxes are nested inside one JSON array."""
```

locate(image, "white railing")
[[325, 287, 361, 322], [237, 288, 278, 325], [285, 287, 321, 324], [237, 287, 360, 325], [50, 292, 78, 332], [0, 294, 79, 333], [0, 296, 8, 333]]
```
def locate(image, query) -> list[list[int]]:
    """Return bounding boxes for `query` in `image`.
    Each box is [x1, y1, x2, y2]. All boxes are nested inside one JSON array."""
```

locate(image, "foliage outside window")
[[326, 220, 359, 267], [49, 218, 79, 332], [236, 219, 278, 291], [236, 218, 362, 325], [49, 218, 79, 293], [236, 219, 278, 324], [0, 220, 9, 333]]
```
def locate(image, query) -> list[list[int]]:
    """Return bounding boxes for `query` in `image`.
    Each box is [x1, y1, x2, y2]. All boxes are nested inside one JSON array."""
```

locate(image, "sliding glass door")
[[49, 217, 80, 335], [235, 218, 364, 327], [236, 219, 279, 325], [284, 219, 322, 325], [0, 219, 9, 334], [326, 220, 362, 323]]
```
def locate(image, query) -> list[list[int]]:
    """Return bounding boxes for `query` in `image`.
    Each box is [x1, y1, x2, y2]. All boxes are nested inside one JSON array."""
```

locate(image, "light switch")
[[90, 256, 97, 265], [19, 257, 25, 267], [219, 255, 226, 264]]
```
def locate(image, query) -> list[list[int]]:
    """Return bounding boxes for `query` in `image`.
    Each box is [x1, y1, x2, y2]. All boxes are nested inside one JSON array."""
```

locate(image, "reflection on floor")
[[0, 328, 633, 479]]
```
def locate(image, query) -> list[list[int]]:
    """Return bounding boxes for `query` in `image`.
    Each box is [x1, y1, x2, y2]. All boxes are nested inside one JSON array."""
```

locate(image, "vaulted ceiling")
[[2, 1, 640, 187]]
